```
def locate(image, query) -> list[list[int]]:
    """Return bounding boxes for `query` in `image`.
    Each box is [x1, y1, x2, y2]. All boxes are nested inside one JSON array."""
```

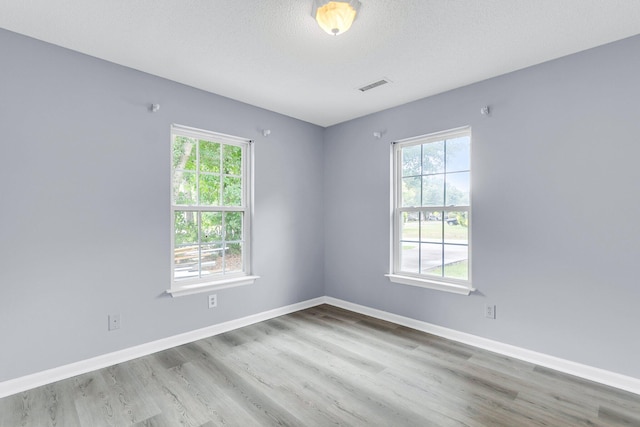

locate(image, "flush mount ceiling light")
[[313, 0, 362, 36]]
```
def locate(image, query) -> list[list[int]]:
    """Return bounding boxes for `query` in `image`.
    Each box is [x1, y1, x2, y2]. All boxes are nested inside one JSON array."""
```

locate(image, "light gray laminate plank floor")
[[1, 304, 639, 426]]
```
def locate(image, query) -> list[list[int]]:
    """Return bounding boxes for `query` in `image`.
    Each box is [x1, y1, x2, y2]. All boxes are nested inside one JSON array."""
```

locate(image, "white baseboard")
[[0, 297, 325, 399], [324, 297, 640, 396], [2, 295, 639, 398]]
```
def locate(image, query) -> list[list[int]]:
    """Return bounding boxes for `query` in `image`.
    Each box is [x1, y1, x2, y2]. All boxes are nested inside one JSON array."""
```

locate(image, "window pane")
[[444, 245, 468, 280], [201, 243, 224, 276], [422, 140, 445, 174], [423, 265, 442, 277], [444, 211, 468, 244], [225, 212, 243, 241], [422, 175, 444, 206], [446, 136, 470, 172], [174, 210, 199, 281], [401, 215, 419, 241], [420, 212, 443, 243], [420, 243, 443, 277], [425, 210, 442, 221], [201, 212, 223, 242], [402, 177, 421, 207], [174, 248, 199, 281], [402, 145, 421, 177], [173, 171, 197, 205], [199, 140, 220, 173], [446, 172, 469, 206], [174, 211, 198, 245], [223, 176, 242, 206], [400, 242, 419, 274], [172, 136, 196, 170], [223, 145, 242, 175], [199, 174, 220, 205], [225, 243, 243, 274]]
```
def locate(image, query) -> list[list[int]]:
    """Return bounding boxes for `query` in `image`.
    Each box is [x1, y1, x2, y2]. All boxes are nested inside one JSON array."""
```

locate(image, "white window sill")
[[385, 274, 475, 295], [167, 275, 260, 297]]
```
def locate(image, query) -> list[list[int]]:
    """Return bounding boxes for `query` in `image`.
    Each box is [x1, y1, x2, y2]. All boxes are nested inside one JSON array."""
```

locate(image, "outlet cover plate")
[[485, 304, 496, 319], [108, 314, 120, 331], [208, 294, 217, 308]]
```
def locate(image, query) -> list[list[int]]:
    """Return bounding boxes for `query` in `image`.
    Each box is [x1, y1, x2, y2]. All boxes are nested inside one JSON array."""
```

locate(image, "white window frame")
[[386, 126, 474, 295], [167, 124, 258, 297]]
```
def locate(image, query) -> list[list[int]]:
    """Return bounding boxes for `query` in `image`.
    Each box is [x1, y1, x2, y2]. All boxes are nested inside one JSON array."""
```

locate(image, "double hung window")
[[169, 125, 257, 296], [388, 127, 473, 295]]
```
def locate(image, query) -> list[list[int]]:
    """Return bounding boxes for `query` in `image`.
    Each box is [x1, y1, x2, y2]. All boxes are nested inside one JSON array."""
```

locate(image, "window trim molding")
[[166, 275, 260, 297], [168, 124, 258, 297], [388, 126, 473, 295], [385, 274, 475, 295]]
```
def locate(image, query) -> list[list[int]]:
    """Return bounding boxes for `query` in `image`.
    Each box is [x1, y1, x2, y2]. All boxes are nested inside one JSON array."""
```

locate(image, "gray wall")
[[0, 29, 325, 382], [324, 34, 640, 379]]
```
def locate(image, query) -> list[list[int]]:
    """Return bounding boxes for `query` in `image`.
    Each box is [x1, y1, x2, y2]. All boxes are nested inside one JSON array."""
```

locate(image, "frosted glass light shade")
[[313, 0, 361, 35]]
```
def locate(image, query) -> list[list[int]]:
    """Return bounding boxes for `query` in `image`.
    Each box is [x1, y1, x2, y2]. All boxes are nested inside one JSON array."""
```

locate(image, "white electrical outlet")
[[208, 294, 217, 308], [108, 314, 121, 331], [485, 304, 496, 319]]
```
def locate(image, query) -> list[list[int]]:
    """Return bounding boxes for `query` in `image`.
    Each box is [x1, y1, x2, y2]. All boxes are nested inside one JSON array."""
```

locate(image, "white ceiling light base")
[[312, 0, 362, 36]]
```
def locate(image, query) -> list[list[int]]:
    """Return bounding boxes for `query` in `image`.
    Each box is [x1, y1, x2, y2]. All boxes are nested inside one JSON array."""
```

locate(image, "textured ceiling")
[[1, 0, 640, 127]]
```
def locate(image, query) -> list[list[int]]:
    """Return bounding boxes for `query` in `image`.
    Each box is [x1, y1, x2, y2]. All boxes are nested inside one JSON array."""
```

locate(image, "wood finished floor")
[[1, 304, 639, 426]]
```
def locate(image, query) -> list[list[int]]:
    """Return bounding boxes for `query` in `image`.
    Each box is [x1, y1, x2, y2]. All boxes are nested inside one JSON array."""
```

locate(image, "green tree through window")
[[171, 126, 251, 288]]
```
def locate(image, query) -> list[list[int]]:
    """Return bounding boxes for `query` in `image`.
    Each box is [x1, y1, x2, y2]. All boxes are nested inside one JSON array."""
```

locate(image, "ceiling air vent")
[[358, 79, 390, 92]]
